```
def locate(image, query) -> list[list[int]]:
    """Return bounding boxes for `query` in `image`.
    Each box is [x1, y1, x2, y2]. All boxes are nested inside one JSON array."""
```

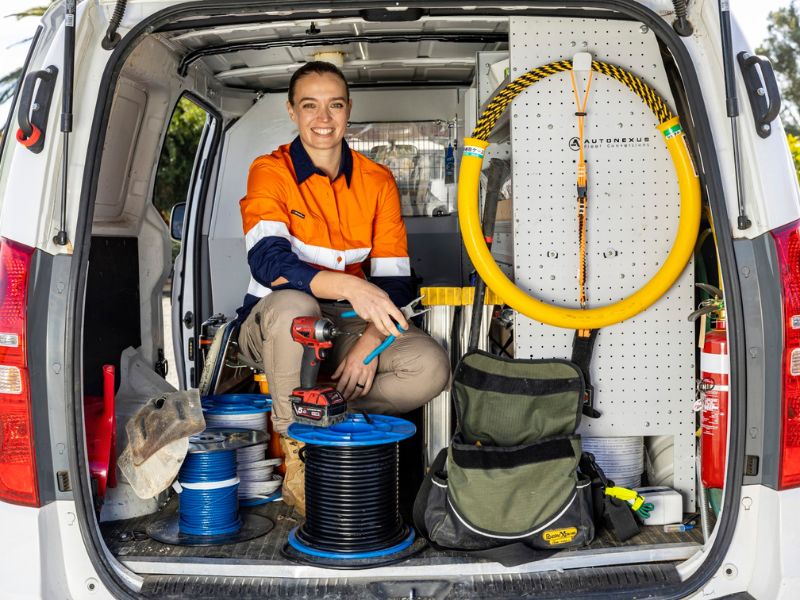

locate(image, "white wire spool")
[[202, 395, 282, 503], [583, 436, 644, 488], [205, 411, 269, 432]]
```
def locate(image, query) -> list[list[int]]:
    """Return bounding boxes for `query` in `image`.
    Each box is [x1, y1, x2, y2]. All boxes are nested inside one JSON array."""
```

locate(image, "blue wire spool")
[[285, 413, 419, 566], [178, 450, 241, 536], [145, 429, 274, 547], [288, 413, 415, 446], [202, 393, 272, 414]]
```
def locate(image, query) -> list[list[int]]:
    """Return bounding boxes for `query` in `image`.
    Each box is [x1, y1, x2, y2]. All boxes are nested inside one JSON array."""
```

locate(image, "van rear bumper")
[[679, 485, 800, 599], [0, 500, 125, 599]]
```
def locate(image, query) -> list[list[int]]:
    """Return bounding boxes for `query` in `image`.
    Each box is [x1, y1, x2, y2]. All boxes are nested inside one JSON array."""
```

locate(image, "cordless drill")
[[289, 316, 348, 427]]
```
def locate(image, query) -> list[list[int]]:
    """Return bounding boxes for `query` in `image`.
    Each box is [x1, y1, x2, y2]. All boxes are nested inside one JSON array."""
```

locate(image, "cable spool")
[[146, 428, 274, 546], [283, 413, 420, 568], [177, 450, 241, 536], [202, 394, 283, 505], [202, 393, 271, 431]]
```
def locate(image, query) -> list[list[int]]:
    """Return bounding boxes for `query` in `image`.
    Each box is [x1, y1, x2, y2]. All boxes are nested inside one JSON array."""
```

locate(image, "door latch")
[[737, 52, 781, 138]]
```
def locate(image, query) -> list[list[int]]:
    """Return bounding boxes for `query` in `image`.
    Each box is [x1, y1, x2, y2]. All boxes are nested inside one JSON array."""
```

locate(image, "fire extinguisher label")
[[700, 352, 730, 375], [702, 389, 726, 433]]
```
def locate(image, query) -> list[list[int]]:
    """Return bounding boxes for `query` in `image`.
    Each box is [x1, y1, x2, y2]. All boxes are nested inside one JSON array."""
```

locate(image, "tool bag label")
[[414, 351, 595, 553]]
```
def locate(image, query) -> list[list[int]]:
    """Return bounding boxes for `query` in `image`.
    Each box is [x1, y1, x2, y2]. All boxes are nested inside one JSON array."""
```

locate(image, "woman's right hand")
[[310, 271, 408, 336], [343, 277, 408, 337]]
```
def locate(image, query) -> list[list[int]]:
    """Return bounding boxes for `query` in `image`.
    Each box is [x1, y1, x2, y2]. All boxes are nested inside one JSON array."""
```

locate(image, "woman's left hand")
[[332, 326, 382, 400]]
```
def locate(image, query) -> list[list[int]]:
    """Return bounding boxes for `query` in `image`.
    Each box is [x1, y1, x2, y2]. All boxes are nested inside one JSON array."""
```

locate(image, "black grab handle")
[[16, 65, 58, 154], [737, 52, 781, 139]]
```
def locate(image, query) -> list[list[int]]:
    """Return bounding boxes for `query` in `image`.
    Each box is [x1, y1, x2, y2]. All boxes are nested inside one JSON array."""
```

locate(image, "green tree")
[[788, 134, 800, 179], [758, 1, 800, 135], [0, 3, 53, 104], [152, 97, 207, 222]]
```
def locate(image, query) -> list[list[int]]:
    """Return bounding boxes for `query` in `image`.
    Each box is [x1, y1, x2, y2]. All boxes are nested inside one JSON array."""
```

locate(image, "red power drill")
[[289, 316, 348, 427]]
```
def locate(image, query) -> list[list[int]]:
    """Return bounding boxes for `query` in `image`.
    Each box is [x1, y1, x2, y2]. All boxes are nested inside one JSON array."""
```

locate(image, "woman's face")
[[287, 72, 351, 153]]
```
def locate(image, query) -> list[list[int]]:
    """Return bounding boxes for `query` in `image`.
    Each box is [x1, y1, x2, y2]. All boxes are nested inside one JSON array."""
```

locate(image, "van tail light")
[[0, 239, 38, 507], [773, 220, 800, 489]]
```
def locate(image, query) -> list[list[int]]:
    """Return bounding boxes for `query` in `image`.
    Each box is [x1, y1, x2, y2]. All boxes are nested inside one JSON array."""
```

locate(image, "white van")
[[0, 0, 798, 598]]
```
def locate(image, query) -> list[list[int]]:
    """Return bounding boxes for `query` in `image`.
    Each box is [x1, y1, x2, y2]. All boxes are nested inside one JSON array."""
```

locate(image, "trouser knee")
[[252, 290, 321, 341]]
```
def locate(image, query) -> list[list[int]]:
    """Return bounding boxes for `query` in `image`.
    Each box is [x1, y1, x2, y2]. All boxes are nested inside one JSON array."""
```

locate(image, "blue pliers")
[[342, 295, 430, 365]]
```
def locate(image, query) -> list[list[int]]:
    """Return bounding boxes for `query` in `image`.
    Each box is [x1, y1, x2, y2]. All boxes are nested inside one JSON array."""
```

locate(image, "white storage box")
[[635, 486, 684, 526]]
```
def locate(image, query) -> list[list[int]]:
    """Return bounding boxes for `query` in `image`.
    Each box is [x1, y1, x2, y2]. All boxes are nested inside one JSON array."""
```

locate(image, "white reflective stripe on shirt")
[[370, 256, 411, 277], [245, 220, 290, 251], [344, 247, 371, 265], [247, 277, 273, 298], [245, 220, 371, 271]]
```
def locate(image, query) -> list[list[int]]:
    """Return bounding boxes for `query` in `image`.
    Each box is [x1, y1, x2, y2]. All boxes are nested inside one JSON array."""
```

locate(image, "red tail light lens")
[[0, 238, 38, 506], [772, 220, 800, 489]]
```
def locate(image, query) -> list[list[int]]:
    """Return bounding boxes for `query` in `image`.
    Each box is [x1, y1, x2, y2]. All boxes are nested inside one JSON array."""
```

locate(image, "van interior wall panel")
[[209, 88, 460, 317], [508, 17, 696, 508], [93, 81, 146, 222], [138, 206, 172, 367], [84, 236, 142, 396]]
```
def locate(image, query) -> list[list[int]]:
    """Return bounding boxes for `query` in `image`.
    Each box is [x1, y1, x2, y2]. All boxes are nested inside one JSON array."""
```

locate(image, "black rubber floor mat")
[[139, 562, 682, 599], [101, 497, 702, 562]]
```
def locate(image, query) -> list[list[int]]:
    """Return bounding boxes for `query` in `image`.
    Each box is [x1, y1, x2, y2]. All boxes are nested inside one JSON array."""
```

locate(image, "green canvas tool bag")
[[413, 351, 595, 560]]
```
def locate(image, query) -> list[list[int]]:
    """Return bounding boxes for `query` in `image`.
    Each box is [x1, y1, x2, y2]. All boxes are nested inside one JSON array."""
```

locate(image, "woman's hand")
[[309, 272, 408, 337], [344, 278, 408, 337], [332, 326, 382, 400]]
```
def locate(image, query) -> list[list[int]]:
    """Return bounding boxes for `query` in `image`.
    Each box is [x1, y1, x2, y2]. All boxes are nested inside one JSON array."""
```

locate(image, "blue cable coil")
[[178, 450, 242, 536]]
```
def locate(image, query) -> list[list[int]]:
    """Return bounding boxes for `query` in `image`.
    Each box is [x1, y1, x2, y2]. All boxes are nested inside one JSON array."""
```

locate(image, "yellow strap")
[[569, 69, 594, 309], [605, 486, 645, 511]]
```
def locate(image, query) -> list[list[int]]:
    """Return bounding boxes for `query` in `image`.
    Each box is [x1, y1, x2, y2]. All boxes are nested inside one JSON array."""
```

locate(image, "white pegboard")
[[508, 17, 696, 508]]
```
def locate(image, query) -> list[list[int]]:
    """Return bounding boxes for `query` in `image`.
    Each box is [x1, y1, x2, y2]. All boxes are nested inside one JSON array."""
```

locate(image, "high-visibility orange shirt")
[[237, 137, 412, 319]]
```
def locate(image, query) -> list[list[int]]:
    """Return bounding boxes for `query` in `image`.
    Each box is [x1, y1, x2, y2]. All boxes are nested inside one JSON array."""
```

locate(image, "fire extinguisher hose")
[[458, 59, 701, 329]]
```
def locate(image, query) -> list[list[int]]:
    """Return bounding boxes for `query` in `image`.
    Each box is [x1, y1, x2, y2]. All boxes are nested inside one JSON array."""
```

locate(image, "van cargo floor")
[[102, 499, 703, 578]]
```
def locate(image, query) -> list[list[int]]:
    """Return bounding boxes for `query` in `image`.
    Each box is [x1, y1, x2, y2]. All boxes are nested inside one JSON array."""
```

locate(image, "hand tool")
[[289, 317, 349, 427], [342, 295, 431, 365]]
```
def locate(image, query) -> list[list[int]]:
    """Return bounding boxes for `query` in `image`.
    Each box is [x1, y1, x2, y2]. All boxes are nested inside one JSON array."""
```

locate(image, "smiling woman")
[[235, 60, 451, 512]]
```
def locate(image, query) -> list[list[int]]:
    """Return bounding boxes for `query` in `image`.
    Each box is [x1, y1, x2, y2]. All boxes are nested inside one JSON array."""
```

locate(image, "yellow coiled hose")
[[458, 59, 701, 329]]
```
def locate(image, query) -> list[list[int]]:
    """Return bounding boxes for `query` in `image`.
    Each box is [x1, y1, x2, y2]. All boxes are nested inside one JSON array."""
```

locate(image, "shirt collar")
[[289, 136, 353, 187]]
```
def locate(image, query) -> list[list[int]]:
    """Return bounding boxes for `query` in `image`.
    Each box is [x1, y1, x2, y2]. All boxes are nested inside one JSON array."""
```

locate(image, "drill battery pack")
[[291, 386, 347, 427]]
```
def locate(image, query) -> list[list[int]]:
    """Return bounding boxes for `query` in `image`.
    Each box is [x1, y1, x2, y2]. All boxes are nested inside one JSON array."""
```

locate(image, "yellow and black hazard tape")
[[472, 59, 675, 141]]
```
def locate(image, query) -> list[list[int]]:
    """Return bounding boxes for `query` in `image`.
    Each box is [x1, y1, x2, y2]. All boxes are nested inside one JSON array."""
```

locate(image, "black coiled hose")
[[295, 444, 408, 554], [102, 0, 128, 50]]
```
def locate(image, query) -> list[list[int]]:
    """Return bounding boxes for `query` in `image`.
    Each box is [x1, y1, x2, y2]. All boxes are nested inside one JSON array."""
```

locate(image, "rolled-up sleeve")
[[240, 160, 321, 293]]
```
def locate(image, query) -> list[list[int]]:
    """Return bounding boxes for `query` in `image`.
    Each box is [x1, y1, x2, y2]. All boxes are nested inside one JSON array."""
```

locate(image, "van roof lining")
[[161, 16, 511, 91]]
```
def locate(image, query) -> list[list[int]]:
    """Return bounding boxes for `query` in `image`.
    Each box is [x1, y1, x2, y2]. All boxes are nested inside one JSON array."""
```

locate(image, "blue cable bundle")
[[178, 450, 241, 536]]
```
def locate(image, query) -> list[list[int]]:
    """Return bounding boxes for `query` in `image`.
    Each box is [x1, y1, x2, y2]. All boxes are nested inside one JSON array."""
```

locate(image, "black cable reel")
[[283, 413, 422, 568]]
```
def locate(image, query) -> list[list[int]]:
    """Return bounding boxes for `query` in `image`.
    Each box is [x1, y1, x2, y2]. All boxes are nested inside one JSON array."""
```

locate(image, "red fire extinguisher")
[[700, 311, 729, 489]]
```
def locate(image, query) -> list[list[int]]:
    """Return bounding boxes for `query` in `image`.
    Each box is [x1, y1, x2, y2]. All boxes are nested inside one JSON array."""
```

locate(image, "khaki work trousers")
[[238, 290, 451, 434]]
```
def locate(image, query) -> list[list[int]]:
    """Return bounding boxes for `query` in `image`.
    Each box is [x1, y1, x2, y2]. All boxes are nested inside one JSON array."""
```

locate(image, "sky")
[[0, 0, 795, 124]]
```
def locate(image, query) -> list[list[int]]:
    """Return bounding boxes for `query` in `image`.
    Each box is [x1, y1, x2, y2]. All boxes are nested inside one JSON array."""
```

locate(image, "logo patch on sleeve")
[[291, 210, 305, 219]]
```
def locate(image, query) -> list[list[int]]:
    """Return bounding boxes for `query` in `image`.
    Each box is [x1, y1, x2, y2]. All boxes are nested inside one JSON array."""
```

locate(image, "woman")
[[236, 61, 450, 513]]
